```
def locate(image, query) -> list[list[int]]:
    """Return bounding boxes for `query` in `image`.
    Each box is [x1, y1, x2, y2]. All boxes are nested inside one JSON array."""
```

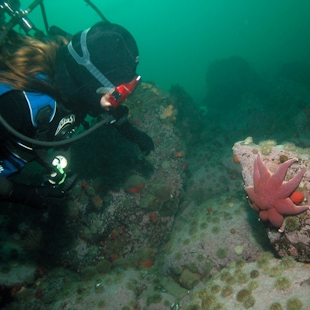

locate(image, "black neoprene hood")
[[55, 21, 139, 109]]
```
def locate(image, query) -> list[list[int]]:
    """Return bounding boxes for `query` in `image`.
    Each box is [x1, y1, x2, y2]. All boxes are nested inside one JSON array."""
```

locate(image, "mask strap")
[[67, 28, 115, 88]]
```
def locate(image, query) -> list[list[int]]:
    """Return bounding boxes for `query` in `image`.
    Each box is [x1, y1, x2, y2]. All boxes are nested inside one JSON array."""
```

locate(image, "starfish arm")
[[267, 208, 284, 229], [245, 187, 260, 212], [245, 186, 256, 201], [277, 168, 306, 198], [274, 198, 310, 215], [259, 210, 269, 221], [268, 158, 297, 189], [249, 201, 260, 212], [256, 154, 271, 184], [250, 203, 259, 212], [253, 156, 260, 186]]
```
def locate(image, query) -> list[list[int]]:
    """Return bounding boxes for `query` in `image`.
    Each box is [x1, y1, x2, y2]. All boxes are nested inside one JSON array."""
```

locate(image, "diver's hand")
[[7, 181, 66, 209], [115, 120, 154, 156], [132, 129, 154, 156]]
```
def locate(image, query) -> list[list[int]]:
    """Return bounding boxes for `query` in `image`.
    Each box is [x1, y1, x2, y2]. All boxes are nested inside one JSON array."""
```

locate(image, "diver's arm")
[[0, 176, 66, 209], [108, 105, 154, 155], [0, 176, 12, 198]]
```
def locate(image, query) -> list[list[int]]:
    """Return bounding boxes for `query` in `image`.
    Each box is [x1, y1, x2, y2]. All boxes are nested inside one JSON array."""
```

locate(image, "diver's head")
[[59, 21, 139, 112]]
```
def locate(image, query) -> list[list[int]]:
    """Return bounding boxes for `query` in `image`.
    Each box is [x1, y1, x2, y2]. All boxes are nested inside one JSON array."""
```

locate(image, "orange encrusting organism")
[[290, 191, 305, 205]]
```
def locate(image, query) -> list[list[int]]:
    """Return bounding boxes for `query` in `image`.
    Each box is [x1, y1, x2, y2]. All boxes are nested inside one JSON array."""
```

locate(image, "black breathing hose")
[[39, 1, 49, 34], [0, 113, 112, 147], [26, 0, 44, 13], [84, 0, 109, 22]]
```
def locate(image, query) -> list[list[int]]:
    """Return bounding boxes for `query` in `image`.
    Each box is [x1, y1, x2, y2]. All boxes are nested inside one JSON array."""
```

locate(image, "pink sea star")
[[245, 154, 309, 232]]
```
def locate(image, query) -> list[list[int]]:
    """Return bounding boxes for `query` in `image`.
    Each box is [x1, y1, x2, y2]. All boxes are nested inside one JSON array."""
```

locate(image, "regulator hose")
[[0, 113, 114, 147]]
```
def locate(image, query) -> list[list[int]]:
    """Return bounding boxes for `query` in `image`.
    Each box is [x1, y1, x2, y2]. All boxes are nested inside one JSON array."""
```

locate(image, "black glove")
[[6, 181, 66, 210], [115, 120, 154, 156], [131, 129, 154, 156]]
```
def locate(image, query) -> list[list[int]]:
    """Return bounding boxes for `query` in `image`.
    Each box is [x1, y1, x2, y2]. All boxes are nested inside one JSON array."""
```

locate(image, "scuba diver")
[[0, 6, 154, 209]]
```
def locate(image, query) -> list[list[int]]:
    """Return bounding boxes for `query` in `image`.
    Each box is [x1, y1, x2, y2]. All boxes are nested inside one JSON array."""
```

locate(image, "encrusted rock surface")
[[233, 138, 310, 262], [186, 256, 310, 310], [161, 193, 268, 285]]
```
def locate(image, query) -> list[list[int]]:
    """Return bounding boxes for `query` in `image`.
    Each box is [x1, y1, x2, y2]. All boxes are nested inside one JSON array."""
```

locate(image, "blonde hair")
[[0, 31, 67, 97]]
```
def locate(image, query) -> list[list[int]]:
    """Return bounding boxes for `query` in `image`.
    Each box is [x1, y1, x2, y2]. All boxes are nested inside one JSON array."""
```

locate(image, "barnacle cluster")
[[259, 140, 277, 155]]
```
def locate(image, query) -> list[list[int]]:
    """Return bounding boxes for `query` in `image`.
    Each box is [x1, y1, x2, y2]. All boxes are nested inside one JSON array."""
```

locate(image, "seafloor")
[[1, 71, 310, 310]]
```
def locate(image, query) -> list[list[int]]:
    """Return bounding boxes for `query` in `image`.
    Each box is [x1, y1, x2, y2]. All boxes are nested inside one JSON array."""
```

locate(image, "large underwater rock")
[[205, 56, 268, 112], [161, 193, 267, 287], [40, 82, 189, 271], [186, 256, 310, 310], [233, 138, 310, 262]]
